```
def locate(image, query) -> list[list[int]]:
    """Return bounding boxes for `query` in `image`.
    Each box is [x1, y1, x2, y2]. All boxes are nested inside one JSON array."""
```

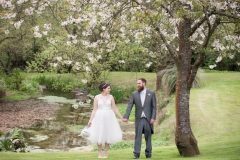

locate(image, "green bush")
[[4, 68, 25, 90], [90, 85, 135, 103], [0, 78, 7, 99], [33, 75, 83, 92], [110, 86, 126, 103], [0, 128, 27, 152], [19, 80, 41, 94]]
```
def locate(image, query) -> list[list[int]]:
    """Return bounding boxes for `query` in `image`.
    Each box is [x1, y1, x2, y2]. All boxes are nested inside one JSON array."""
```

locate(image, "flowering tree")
[[1, 0, 240, 157]]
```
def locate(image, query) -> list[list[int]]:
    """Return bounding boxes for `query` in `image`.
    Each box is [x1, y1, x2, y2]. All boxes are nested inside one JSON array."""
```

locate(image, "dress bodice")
[[97, 94, 112, 110]]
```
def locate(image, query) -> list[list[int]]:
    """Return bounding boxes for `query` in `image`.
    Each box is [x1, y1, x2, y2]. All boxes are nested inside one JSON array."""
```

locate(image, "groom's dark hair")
[[138, 78, 147, 85]]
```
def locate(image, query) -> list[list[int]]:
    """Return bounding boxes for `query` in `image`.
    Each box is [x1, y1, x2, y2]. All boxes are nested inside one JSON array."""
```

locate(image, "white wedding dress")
[[88, 94, 122, 144]]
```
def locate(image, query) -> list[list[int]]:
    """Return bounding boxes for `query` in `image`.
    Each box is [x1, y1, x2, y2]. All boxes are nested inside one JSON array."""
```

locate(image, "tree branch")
[[189, 17, 221, 85], [190, 10, 214, 37], [214, 11, 240, 19], [156, 27, 178, 62], [0, 36, 18, 45]]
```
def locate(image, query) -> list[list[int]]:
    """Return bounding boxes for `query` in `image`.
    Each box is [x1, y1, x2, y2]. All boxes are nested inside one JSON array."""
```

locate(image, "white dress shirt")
[[140, 89, 146, 118]]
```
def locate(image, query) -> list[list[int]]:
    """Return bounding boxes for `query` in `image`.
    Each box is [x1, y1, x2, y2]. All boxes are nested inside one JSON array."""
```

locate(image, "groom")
[[122, 78, 156, 159]]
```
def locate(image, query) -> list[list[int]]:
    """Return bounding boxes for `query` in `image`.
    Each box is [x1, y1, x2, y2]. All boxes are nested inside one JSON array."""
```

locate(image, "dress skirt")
[[88, 109, 122, 144]]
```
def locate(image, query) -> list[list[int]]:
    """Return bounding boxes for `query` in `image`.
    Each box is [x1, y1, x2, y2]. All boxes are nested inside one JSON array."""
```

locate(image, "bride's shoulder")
[[94, 94, 101, 99]]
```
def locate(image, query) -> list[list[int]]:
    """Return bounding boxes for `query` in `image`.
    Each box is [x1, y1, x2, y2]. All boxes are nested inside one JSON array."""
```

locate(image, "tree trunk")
[[175, 73, 200, 156], [175, 16, 200, 157]]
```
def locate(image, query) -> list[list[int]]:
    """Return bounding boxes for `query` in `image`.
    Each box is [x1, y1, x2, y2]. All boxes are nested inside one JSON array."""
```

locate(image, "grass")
[[1, 71, 240, 159], [3, 90, 39, 101], [0, 140, 239, 160], [107, 71, 156, 90]]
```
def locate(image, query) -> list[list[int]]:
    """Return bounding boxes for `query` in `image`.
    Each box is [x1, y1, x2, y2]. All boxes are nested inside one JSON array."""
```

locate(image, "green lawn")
[[0, 140, 239, 159], [1, 71, 240, 159]]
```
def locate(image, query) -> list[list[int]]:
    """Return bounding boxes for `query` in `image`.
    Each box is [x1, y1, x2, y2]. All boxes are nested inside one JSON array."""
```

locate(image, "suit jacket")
[[124, 89, 157, 134]]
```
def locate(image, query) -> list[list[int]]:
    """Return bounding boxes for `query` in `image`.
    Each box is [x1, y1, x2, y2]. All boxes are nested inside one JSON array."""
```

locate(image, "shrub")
[[160, 66, 202, 96], [110, 86, 126, 103], [90, 85, 133, 103], [4, 68, 25, 90], [0, 128, 27, 152], [19, 80, 41, 94], [0, 78, 7, 99], [33, 75, 83, 92]]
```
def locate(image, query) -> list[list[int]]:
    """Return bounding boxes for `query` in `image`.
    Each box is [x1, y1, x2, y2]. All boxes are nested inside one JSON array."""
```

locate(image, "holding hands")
[[122, 118, 128, 122]]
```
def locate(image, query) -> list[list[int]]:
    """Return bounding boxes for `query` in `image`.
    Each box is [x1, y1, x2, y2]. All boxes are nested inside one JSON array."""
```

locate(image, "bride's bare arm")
[[88, 96, 98, 126], [111, 95, 123, 119]]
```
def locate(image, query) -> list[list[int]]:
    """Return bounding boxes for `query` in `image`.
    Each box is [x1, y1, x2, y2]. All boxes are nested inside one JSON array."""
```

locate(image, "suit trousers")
[[134, 118, 152, 157]]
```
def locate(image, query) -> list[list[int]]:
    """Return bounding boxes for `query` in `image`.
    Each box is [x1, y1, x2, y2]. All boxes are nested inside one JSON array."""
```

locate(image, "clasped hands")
[[122, 118, 155, 124]]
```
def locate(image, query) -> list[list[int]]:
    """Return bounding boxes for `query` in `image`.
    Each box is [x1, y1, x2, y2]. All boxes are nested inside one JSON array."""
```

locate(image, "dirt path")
[[0, 99, 60, 132]]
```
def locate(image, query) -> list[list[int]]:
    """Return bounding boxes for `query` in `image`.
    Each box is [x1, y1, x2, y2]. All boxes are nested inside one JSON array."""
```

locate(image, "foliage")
[[33, 74, 84, 92], [160, 66, 202, 96], [0, 78, 7, 99], [90, 85, 135, 103], [19, 79, 41, 94], [3, 68, 25, 90], [0, 128, 27, 152]]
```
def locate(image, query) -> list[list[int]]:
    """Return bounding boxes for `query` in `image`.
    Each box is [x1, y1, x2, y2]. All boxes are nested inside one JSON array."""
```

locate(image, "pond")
[[22, 90, 94, 152]]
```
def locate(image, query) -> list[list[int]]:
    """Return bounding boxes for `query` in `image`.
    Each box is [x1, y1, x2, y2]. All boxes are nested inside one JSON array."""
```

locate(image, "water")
[[23, 90, 93, 152]]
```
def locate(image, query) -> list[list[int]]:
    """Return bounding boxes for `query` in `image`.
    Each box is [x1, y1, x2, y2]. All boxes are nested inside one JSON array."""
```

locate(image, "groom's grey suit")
[[124, 89, 156, 157]]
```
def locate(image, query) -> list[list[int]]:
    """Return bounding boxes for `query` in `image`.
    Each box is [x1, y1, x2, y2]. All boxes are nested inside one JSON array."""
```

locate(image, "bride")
[[87, 82, 123, 158]]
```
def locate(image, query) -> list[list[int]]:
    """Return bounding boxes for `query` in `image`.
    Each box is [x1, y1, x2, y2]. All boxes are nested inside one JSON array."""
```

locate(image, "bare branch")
[[214, 11, 240, 19], [156, 27, 177, 62], [0, 36, 18, 45]]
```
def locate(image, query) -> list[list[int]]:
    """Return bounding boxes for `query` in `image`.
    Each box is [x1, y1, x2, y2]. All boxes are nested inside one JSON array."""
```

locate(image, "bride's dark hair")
[[98, 82, 110, 92]]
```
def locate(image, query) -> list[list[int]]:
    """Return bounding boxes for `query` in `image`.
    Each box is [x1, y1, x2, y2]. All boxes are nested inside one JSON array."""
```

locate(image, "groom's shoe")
[[133, 154, 140, 159], [146, 154, 152, 158]]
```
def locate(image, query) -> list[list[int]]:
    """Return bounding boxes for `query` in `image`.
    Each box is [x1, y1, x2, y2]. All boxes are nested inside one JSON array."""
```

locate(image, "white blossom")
[[86, 99, 91, 103], [53, 63, 58, 67], [216, 56, 223, 63], [47, 38, 57, 44], [42, 31, 48, 35], [25, 7, 34, 15], [72, 39, 78, 44], [146, 62, 153, 68], [97, 55, 102, 60], [4, 30, 9, 34], [209, 64, 217, 69], [102, 26, 106, 30], [34, 32, 42, 38], [125, 39, 130, 44], [64, 60, 72, 65], [149, 51, 156, 58], [85, 66, 90, 72], [43, 23, 51, 30], [118, 60, 125, 64], [14, 20, 24, 29], [82, 79, 87, 84], [72, 104, 78, 109], [229, 54, 234, 59], [34, 26, 39, 32], [56, 57, 62, 62], [79, 101, 84, 105]]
